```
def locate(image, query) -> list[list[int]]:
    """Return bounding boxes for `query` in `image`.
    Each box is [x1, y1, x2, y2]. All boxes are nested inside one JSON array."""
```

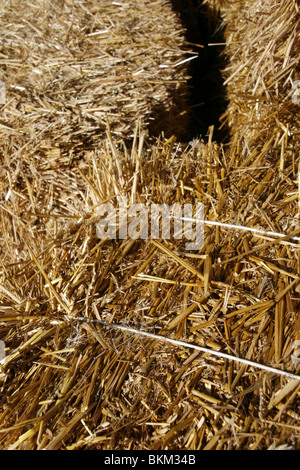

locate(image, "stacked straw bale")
[[0, 0, 299, 451], [0, 0, 191, 152], [220, 0, 300, 161]]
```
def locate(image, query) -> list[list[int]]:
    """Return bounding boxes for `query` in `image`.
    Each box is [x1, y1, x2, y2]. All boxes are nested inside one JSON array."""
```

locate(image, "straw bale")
[[219, 0, 300, 160], [0, 0, 191, 154], [0, 0, 300, 451]]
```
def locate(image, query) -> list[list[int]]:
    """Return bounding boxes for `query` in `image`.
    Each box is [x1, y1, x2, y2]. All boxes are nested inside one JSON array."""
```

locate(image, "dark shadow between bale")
[[148, 0, 229, 144]]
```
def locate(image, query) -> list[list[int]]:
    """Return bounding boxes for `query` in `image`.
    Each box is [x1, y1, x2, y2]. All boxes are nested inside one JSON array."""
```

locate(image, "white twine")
[[88, 319, 300, 382], [171, 216, 300, 242]]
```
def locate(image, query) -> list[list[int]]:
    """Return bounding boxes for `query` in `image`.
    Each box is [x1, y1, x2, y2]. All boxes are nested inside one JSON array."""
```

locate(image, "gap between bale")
[[167, 0, 229, 143], [148, 0, 230, 143]]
